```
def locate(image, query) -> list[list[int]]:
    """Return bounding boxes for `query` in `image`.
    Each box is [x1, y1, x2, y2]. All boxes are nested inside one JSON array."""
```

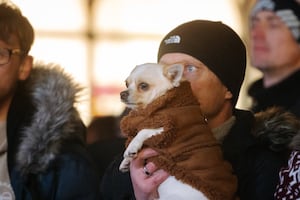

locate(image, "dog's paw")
[[119, 158, 131, 172], [124, 128, 164, 156], [124, 150, 137, 158], [124, 141, 142, 158]]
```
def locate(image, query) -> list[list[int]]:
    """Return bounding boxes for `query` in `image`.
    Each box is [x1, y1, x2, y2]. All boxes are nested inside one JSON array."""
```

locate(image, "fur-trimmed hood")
[[252, 106, 300, 152], [15, 62, 85, 175]]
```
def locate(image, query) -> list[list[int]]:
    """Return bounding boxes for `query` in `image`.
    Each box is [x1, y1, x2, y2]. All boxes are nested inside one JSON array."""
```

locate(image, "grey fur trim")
[[16, 62, 84, 174], [253, 106, 300, 152]]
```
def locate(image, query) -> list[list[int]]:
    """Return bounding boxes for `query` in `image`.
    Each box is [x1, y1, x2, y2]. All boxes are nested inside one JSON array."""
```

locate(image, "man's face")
[[159, 53, 232, 119], [0, 35, 32, 113], [249, 11, 300, 72]]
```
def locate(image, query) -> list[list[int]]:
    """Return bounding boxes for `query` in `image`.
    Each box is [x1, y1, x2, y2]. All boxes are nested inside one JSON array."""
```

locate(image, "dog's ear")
[[164, 63, 184, 87]]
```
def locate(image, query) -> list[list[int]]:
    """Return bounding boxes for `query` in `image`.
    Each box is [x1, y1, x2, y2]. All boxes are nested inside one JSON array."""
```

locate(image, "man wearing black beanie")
[[158, 20, 246, 107], [101, 20, 287, 200]]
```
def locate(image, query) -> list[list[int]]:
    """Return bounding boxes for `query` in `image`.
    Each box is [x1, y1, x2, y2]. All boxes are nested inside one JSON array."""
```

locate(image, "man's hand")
[[130, 148, 169, 200]]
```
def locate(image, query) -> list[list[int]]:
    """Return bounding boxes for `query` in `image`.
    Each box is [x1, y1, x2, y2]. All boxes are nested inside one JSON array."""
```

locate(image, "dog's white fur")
[[119, 63, 208, 200]]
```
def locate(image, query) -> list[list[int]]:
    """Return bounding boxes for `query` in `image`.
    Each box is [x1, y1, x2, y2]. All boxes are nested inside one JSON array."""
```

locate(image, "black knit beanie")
[[157, 20, 246, 107], [251, 0, 300, 44]]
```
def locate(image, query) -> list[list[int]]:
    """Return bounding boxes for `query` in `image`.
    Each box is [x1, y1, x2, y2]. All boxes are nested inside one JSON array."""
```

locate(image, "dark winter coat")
[[7, 63, 100, 200], [224, 109, 290, 200], [248, 69, 300, 117]]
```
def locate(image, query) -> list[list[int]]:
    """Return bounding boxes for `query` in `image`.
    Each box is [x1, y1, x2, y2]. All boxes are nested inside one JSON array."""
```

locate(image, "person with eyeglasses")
[[0, 48, 23, 65], [0, 1, 100, 199]]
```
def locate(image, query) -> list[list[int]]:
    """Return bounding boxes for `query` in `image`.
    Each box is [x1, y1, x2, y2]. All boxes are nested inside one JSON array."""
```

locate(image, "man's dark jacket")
[[100, 109, 288, 200], [248, 69, 300, 117]]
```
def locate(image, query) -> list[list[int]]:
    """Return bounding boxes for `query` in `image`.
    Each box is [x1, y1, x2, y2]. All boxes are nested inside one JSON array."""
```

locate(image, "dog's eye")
[[139, 82, 149, 91]]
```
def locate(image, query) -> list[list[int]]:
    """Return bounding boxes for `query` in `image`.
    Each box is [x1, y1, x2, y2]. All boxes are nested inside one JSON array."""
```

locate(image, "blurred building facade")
[[13, 0, 258, 124]]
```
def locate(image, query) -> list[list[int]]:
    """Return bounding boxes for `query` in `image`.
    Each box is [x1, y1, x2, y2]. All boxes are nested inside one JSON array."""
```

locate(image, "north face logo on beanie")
[[164, 35, 181, 45]]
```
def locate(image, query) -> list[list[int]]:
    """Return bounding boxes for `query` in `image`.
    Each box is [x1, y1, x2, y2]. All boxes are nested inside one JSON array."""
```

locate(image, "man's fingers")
[[151, 169, 169, 185], [139, 148, 159, 159]]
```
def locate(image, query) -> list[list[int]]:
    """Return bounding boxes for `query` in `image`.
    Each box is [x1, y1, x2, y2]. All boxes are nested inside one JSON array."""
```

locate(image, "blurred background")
[[12, 0, 261, 125]]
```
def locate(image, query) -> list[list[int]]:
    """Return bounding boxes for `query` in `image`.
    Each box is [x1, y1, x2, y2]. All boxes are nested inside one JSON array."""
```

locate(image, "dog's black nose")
[[120, 91, 129, 101]]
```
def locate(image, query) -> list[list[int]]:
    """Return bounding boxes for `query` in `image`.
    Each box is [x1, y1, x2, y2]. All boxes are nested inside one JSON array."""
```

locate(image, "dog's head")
[[120, 63, 184, 110]]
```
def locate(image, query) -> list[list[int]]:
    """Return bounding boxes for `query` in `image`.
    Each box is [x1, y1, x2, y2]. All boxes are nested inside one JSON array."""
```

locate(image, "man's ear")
[[225, 90, 233, 100], [18, 55, 33, 80]]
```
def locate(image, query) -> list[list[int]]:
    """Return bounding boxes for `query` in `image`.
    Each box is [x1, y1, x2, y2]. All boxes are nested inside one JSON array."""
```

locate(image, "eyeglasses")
[[0, 47, 23, 66]]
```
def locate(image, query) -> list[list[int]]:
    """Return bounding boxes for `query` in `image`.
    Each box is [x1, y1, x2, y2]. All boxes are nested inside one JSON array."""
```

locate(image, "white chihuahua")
[[119, 63, 237, 200]]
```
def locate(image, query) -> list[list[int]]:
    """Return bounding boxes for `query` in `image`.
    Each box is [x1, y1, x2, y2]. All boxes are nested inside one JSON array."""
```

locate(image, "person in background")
[[248, 0, 300, 116], [0, 1, 99, 199], [87, 115, 126, 182], [86, 115, 122, 145], [101, 20, 289, 200], [247, 1, 300, 199]]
